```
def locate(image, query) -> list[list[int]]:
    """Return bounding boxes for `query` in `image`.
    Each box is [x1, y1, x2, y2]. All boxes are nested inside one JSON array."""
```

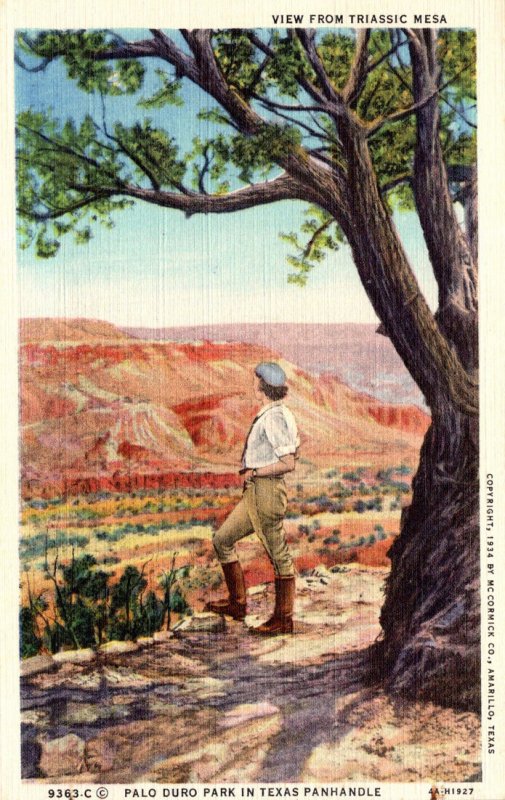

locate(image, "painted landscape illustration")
[[16, 27, 480, 784]]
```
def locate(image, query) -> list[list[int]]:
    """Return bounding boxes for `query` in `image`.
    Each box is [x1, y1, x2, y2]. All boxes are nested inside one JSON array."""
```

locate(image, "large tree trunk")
[[378, 401, 479, 711], [372, 30, 479, 712], [321, 129, 480, 712]]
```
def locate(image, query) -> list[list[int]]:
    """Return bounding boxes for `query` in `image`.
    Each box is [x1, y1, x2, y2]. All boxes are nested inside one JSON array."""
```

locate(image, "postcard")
[[1, 1, 504, 799]]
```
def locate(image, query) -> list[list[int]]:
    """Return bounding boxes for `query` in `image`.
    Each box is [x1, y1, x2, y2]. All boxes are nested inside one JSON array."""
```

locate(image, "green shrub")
[[22, 548, 192, 652], [19, 607, 41, 658], [366, 496, 383, 511], [343, 471, 360, 482], [169, 589, 189, 614], [137, 591, 165, 637], [376, 468, 393, 481], [395, 464, 412, 475]]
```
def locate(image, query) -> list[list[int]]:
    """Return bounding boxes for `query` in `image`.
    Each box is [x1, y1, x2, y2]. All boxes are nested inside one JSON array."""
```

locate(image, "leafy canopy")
[[16, 28, 476, 281]]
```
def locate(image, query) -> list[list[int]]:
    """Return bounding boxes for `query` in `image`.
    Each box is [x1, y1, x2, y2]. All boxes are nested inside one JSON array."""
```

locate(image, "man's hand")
[[241, 455, 296, 481]]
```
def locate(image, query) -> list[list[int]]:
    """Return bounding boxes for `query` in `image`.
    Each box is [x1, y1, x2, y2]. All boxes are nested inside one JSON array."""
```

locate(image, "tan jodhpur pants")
[[212, 477, 295, 578]]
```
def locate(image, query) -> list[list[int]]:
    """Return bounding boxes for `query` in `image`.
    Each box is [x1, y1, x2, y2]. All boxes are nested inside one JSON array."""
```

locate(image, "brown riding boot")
[[205, 561, 247, 620], [250, 576, 295, 635]]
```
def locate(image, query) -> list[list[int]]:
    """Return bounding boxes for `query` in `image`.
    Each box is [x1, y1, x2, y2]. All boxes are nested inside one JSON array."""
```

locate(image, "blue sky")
[[15, 29, 439, 328]]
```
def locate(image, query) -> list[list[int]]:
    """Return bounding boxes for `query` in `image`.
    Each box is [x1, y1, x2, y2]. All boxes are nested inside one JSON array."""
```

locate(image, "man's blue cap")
[[255, 361, 287, 387]]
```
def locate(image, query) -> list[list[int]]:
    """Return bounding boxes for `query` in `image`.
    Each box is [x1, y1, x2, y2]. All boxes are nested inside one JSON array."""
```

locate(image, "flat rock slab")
[[61, 701, 132, 726], [141, 709, 281, 783], [21, 654, 56, 678], [102, 666, 154, 689], [179, 676, 231, 700], [137, 636, 155, 647], [153, 630, 174, 642], [161, 653, 209, 677], [39, 734, 86, 778], [53, 648, 96, 665], [29, 669, 103, 691], [99, 640, 140, 656], [173, 612, 226, 634]]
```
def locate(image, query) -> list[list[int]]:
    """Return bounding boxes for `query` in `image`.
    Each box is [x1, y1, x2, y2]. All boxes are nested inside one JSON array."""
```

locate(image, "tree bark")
[[378, 400, 479, 711], [313, 121, 480, 712], [408, 29, 478, 374], [370, 32, 480, 711], [344, 208, 479, 710]]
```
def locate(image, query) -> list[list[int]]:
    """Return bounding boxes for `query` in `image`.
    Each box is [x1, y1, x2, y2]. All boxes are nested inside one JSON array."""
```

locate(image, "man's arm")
[[243, 453, 296, 480]]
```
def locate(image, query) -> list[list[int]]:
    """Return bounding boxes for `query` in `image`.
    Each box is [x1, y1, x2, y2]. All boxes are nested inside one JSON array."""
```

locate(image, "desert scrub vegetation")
[[22, 489, 239, 524], [20, 551, 191, 657]]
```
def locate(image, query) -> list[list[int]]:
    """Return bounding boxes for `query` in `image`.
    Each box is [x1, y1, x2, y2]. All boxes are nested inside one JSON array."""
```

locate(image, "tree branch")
[[15, 53, 51, 72], [19, 167, 308, 226], [247, 29, 329, 109], [446, 165, 476, 183], [366, 35, 409, 74], [385, 61, 413, 95], [441, 94, 477, 129], [58, 173, 304, 219], [104, 131, 160, 190], [119, 176, 304, 216], [17, 192, 112, 221], [254, 96, 335, 142], [252, 95, 329, 114], [403, 29, 424, 54], [32, 30, 344, 216], [244, 50, 272, 100], [380, 173, 411, 194], [343, 29, 371, 107], [198, 144, 211, 195], [307, 148, 342, 170], [358, 75, 382, 120], [302, 218, 333, 259], [180, 30, 261, 133], [367, 62, 474, 137], [407, 29, 477, 372], [17, 123, 106, 172], [295, 29, 342, 106], [90, 38, 161, 61], [367, 89, 441, 136]]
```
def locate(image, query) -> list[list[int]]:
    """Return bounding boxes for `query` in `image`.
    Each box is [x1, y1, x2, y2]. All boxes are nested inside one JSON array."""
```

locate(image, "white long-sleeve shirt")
[[242, 401, 300, 470]]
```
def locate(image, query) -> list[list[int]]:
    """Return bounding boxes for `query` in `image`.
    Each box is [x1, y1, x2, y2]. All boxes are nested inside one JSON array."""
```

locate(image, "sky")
[[15, 29, 440, 329]]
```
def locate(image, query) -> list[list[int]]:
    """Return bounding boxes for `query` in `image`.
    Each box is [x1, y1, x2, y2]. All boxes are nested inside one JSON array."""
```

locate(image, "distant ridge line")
[[122, 322, 425, 410]]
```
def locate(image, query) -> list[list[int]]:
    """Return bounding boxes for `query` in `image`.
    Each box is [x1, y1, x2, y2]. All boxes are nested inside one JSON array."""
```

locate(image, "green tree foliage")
[[15, 28, 475, 274]]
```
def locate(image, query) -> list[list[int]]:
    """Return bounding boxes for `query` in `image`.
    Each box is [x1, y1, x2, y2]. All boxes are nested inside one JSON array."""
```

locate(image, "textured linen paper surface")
[[1, 1, 504, 799]]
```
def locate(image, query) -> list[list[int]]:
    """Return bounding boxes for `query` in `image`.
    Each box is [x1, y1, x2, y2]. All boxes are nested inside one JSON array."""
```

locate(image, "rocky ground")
[[21, 564, 481, 784]]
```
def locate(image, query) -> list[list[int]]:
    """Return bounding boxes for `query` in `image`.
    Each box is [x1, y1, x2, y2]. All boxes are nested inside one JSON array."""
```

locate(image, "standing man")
[[206, 362, 299, 635]]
